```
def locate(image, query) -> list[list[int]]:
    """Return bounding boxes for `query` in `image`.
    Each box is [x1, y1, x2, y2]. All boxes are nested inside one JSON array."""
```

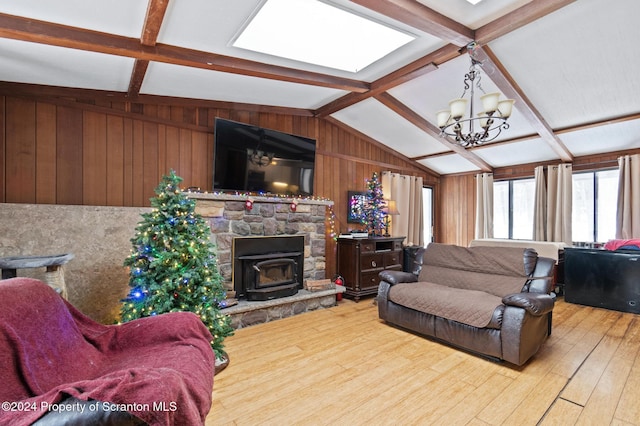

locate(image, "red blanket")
[[0, 277, 215, 425], [604, 239, 640, 251]]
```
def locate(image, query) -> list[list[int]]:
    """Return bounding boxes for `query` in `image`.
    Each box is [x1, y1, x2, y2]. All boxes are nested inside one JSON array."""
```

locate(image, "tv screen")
[[347, 191, 366, 223], [213, 118, 316, 196]]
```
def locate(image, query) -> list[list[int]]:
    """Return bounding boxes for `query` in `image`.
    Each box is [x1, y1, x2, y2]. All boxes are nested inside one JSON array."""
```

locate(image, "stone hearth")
[[223, 287, 345, 329]]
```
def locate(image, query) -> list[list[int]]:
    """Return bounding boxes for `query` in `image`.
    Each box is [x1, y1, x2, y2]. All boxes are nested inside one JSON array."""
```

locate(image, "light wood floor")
[[207, 297, 640, 425]]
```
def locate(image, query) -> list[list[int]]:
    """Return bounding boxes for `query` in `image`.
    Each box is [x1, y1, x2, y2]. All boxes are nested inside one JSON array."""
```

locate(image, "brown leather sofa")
[[378, 243, 555, 366]]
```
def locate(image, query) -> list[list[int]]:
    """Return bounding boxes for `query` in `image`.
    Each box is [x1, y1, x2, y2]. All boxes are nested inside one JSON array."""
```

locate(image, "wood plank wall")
[[4, 86, 636, 256], [437, 174, 475, 246], [0, 88, 437, 277]]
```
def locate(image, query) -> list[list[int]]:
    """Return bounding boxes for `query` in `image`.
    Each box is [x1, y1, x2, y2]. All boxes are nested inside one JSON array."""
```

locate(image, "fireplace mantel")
[[186, 192, 333, 207]]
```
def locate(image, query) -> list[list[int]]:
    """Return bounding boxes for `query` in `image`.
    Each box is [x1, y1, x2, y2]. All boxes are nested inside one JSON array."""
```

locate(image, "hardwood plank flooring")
[[207, 298, 640, 425]]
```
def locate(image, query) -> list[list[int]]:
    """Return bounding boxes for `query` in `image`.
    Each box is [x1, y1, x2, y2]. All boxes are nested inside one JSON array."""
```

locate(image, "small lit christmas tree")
[[120, 170, 233, 360], [363, 172, 387, 236]]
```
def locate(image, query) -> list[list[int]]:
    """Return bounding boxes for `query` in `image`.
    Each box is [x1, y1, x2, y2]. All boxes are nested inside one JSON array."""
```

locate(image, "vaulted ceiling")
[[0, 0, 638, 176]]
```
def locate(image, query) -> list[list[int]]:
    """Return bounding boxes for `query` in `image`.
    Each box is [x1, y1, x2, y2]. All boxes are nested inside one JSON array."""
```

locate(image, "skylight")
[[233, 0, 415, 73]]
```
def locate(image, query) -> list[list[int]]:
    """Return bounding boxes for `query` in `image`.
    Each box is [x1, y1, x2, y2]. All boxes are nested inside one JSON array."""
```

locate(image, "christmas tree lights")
[[120, 170, 233, 359], [363, 172, 387, 236]]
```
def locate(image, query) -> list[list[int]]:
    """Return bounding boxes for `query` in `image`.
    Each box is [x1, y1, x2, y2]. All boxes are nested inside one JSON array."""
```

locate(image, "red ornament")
[[245, 199, 253, 211], [290, 202, 297, 212]]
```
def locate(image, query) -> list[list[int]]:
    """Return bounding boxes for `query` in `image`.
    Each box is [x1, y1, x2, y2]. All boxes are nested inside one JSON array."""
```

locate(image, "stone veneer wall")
[[0, 203, 150, 324], [0, 195, 333, 324], [189, 193, 333, 293]]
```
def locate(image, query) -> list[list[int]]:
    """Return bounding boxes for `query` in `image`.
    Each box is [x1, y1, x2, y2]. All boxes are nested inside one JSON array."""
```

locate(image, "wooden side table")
[[337, 236, 404, 301], [0, 253, 74, 298]]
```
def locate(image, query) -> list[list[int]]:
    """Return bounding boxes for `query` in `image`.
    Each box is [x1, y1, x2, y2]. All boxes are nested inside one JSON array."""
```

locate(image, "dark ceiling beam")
[[315, 43, 459, 117], [0, 81, 316, 117], [375, 92, 492, 172], [0, 12, 369, 93], [474, 46, 573, 162], [415, 111, 640, 161], [128, 0, 170, 97], [475, 0, 579, 45], [140, 0, 169, 46], [315, 0, 475, 117], [323, 115, 439, 176], [127, 60, 150, 97], [316, 0, 581, 134], [350, 0, 474, 47]]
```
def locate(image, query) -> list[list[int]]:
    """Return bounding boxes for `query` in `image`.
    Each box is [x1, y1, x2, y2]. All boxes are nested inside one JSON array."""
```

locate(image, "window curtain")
[[533, 164, 572, 243], [546, 164, 573, 244], [474, 172, 493, 239], [616, 154, 640, 238], [381, 172, 423, 246], [533, 165, 547, 240]]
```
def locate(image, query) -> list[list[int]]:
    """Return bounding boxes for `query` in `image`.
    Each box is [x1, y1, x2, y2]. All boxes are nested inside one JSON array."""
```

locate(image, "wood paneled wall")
[[437, 174, 476, 246], [3, 87, 639, 259], [0, 88, 437, 277]]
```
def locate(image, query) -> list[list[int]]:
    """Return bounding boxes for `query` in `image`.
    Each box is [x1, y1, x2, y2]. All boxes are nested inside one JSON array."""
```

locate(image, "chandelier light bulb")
[[497, 99, 515, 118], [449, 98, 468, 120], [480, 92, 500, 114], [477, 112, 489, 129], [436, 110, 451, 128]]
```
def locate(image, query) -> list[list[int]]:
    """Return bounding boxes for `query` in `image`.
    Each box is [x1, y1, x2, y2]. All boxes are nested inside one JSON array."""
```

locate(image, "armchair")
[[0, 277, 215, 425]]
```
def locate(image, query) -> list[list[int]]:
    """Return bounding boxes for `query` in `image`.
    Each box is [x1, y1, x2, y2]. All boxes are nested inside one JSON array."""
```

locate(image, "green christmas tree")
[[363, 172, 387, 236], [120, 170, 233, 359]]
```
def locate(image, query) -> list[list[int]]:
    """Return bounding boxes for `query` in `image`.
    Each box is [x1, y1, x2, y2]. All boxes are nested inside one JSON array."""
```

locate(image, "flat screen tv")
[[213, 118, 316, 196]]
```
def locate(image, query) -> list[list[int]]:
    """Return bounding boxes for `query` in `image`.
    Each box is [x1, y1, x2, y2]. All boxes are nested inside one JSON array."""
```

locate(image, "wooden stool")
[[0, 253, 75, 298]]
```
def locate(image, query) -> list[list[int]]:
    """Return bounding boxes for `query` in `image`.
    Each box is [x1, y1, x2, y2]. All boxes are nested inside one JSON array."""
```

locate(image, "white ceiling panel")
[[0, 0, 636, 177], [330, 98, 450, 158], [418, 154, 480, 175], [0, 0, 147, 37], [0, 38, 134, 91], [488, 0, 640, 130], [416, 0, 532, 29], [140, 61, 347, 109], [559, 119, 640, 158], [158, 0, 446, 82], [473, 138, 559, 168], [388, 54, 536, 142]]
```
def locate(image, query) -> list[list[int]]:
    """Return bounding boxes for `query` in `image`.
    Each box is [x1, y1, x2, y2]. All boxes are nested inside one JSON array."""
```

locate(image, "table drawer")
[[360, 271, 381, 290], [384, 251, 401, 267], [360, 241, 375, 253], [361, 253, 384, 271]]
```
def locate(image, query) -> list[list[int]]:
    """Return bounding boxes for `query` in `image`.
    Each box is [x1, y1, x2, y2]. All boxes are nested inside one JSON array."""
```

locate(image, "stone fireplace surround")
[[190, 193, 339, 328], [190, 192, 333, 294]]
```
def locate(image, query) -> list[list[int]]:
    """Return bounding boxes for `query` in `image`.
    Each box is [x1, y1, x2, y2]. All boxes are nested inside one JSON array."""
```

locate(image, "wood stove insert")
[[233, 236, 304, 301]]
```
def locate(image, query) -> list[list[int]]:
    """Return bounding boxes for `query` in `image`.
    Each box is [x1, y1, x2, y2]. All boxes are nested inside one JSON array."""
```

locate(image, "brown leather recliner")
[[378, 243, 555, 366]]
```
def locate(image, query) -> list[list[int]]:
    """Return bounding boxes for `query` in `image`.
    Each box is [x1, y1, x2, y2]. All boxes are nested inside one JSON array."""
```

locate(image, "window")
[[494, 169, 619, 243], [493, 178, 535, 240], [572, 169, 619, 243], [423, 186, 433, 244]]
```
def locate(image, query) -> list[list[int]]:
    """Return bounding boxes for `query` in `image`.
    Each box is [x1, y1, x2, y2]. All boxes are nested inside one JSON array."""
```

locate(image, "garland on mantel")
[[184, 189, 334, 204], [185, 189, 338, 241]]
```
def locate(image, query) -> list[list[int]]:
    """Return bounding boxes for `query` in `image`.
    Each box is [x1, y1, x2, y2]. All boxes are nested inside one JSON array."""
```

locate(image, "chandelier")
[[436, 44, 515, 147], [247, 148, 274, 167]]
